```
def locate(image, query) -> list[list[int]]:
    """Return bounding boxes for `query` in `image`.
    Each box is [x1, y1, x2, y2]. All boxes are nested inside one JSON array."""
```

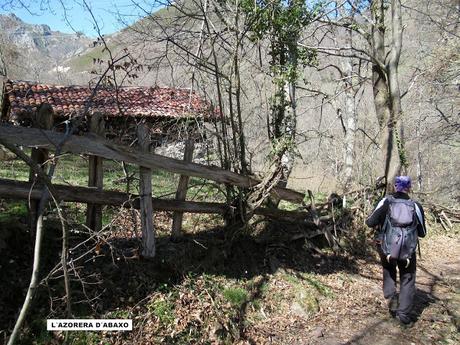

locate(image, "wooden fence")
[[0, 123, 310, 257]]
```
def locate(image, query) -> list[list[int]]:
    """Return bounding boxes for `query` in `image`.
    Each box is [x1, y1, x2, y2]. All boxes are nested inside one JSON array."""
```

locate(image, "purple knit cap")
[[394, 176, 412, 192]]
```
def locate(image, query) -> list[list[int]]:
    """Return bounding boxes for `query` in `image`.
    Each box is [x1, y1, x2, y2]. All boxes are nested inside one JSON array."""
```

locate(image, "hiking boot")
[[395, 315, 414, 329], [388, 294, 398, 317]]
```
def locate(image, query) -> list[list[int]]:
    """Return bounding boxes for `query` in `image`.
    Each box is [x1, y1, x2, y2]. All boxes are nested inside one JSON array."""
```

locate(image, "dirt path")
[[248, 235, 460, 345]]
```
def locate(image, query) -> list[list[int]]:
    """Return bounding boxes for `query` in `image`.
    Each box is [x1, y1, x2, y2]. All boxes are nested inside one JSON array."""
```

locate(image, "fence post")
[[86, 112, 105, 232], [28, 104, 54, 229], [171, 139, 195, 239], [137, 123, 155, 258]]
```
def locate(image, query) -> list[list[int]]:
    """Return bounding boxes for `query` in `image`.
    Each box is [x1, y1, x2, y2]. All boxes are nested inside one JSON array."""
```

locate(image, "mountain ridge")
[[0, 13, 92, 83]]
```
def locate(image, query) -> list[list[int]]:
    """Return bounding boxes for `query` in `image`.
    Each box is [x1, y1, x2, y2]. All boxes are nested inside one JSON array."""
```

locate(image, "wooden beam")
[[171, 139, 194, 238], [86, 113, 105, 232], [137, 123, 155, 258], [0, 178, 227, 214], [28, 104, 54, 231], [0, 125, 305, 203], [0, 178, 313, 221]]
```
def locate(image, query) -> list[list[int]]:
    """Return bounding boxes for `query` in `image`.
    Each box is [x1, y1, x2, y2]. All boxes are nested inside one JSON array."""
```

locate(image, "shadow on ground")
[[0, 208, 363, 343]]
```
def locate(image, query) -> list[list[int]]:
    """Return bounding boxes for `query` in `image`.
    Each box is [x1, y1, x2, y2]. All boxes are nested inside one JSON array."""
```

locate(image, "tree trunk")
[[388, 0, 405, 178], [340, 8, 357, 190], [370, 0, 399, 189]]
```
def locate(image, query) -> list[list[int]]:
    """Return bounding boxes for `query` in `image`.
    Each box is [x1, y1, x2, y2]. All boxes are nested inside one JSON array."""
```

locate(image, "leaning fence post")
[[137, 123, 155, 258], [28, 104, 54, 230], [171, 139, 195, 239], [86, 112, 105, 232]]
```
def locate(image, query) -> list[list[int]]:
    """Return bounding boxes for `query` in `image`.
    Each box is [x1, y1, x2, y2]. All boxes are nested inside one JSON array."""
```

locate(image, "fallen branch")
[[307, 190, 337, 249]]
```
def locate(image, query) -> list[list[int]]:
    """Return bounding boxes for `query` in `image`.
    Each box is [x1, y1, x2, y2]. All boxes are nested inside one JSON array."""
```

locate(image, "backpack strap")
[[381, 196, 392, 234], [384, 195, 394, 219], [414, 203, 426, 236]]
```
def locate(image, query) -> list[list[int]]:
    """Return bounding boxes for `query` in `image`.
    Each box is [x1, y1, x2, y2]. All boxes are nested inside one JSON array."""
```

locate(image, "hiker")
[[366, 176, 427, 326]]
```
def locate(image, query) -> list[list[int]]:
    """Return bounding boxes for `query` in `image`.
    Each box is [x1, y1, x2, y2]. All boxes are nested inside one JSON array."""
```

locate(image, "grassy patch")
[[1, 153, 226, 233], [148, 298, 175, 326], [18, 319, 106, 345], [302, 191, 328, 204], [278, 200, 301, 211], [0, 201, 28, 222], [0, 157, 30, 181], [284, 273, 320, 313], [106, 309, 131, 319], [1, 154, 220, 200], [245, 279, 269, 312], [301, 273, 334, 297], [223, 287, 249, 308]]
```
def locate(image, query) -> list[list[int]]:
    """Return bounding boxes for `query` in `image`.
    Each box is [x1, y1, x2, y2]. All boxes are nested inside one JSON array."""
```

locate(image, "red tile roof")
[[3, 80, 217, 121]]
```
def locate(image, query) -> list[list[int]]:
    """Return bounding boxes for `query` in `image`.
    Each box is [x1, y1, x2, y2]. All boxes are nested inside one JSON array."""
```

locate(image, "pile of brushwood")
[[426, 203, 460, 231]]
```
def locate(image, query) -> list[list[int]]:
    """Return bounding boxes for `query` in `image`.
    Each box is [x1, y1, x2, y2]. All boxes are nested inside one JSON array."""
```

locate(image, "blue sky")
[[0, 0, 161, 36]]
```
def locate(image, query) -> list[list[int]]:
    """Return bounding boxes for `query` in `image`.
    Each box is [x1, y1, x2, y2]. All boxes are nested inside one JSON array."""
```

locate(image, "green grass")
[[245, 279, 269, 311], [21, 319, 52, 345], [283, 273, 319, 313], [1, 152, 225, 232], [300, 273, 334, 297], [278, 200, 301, 211], [0, 158, 30, 181], [223, 287, 249, 308], [148, 299, 175, 326], [106, 309, 131, 319], [0, 201, 28, 222], [18, 319, 107, 345]]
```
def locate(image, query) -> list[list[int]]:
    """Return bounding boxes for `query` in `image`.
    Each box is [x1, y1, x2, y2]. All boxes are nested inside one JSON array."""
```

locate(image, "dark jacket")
[[366, 192, 427, 237]]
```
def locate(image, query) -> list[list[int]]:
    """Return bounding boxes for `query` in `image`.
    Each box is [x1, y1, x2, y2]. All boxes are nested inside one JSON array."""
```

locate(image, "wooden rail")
[[0, 178, 312, 222], [0, 125, 305, 203], [0, 178, 227, 214]]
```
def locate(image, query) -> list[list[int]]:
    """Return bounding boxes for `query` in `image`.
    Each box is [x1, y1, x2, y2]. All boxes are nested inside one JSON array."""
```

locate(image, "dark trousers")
[[379, 250, 417, 323]]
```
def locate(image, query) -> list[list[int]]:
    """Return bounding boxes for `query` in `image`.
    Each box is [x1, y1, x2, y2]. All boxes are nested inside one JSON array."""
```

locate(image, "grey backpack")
[[381, 196, 419, 262]]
